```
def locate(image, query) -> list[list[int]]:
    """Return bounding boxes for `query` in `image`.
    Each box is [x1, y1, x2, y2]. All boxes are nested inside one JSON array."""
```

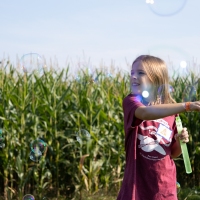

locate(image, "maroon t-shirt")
[[117, 94, 178, 200]]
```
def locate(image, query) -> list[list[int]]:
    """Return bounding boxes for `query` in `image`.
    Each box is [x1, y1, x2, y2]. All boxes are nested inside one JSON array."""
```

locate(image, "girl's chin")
[[130, 93, 151, 103], [131, 88, 141, 94], [131, 92, 140, 96], [131, 88, 141, 95]]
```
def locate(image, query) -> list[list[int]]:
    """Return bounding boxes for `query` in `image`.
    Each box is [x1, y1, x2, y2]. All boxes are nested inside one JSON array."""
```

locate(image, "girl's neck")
[[131, 93, 161, 106]]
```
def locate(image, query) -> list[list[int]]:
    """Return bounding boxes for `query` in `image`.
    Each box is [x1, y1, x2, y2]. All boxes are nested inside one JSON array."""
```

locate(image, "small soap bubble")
[[75, 66, 93, 84], [142, 90, 149, 98], [158, 84, 175, 96], [76, 129, 91, 144], [0, 144, 5, 148], [20, 53, 44, 74], [182, 85, 197, 102], [29, 150, 42, 162], [31, 139, 47, 154], [0, 142, 5, 148], [0, 134, 5, 148], [176, 182, 181, 194], [75, 76, 81, 82], [169, 85, 174, 93], [147, 0, 187, 16], [91, 69, 113, 84], [22, 194, 35, 200], [42, 197, 49, 200], [30, 139, 47, 162]]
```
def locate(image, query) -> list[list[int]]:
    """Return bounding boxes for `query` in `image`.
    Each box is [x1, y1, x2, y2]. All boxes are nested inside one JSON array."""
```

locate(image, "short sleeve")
[[123, 94, 144, 132]]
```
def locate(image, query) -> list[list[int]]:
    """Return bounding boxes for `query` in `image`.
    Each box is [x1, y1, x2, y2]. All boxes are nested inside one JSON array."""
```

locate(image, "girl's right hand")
[[189, 101, 200, 111]]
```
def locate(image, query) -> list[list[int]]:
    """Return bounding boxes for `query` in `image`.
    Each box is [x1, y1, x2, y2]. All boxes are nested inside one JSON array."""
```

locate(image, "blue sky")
[[1, 0, 200, 76]]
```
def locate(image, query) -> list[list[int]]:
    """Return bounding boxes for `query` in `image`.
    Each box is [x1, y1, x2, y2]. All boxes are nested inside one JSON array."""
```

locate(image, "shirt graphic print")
[[137, 118, 173, 161]]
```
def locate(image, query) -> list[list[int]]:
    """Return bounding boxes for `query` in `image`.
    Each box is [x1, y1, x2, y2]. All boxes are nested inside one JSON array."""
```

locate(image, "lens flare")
[[142, 91, 149, 98], [180, 60, 187, 68]]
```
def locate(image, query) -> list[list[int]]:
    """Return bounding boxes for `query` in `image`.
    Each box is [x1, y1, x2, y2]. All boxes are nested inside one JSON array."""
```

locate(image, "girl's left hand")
[[175, 127, 189, 143]]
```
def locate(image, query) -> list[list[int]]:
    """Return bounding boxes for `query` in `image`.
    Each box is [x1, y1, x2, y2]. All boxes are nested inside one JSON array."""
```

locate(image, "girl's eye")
[[139, 71, 145, 75], [131, 70, 134, 75], [131, 70, 145, 76]]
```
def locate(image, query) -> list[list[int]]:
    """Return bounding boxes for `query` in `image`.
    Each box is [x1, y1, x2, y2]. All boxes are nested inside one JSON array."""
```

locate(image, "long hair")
[[132, 55, 176, 104]]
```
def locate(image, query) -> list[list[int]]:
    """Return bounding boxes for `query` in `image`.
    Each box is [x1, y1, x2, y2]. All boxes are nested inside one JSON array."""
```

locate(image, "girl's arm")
[[171, 141, 182, 158], [135, 101, 200, 120]]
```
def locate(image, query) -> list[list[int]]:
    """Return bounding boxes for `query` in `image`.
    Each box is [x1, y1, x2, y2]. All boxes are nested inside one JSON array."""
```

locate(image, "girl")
[[117, 55, 200, 200]]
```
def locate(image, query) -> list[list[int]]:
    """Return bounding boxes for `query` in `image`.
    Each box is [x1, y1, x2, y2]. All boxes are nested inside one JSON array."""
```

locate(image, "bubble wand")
[[175, 116, 192, 174]]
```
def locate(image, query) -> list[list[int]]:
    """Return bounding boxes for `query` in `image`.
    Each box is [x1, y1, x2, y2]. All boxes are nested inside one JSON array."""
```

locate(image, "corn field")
[[0, 61, 200, 200]]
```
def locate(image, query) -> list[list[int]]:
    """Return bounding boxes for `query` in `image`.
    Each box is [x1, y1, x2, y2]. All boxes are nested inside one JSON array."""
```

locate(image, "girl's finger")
[[182, 127, 187, 132]]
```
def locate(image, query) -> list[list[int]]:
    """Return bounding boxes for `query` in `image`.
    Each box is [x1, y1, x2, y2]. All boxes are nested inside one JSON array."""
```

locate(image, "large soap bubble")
[[20, 53, 45, 75], [146, 0, 187, 16]]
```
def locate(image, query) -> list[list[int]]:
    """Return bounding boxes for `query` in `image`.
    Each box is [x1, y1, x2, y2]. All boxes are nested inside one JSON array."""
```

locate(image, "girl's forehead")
[[132, 61, 145, 70]]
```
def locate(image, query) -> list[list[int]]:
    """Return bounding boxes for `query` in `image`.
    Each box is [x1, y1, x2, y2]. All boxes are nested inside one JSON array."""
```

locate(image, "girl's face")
[[130, 61, 154, 102]]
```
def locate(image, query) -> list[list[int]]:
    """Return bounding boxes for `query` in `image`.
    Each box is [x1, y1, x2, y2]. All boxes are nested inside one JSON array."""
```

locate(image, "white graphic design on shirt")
[[157, 123, 172, 142], [137, 134, 166, 155], [138, 121, 173, 156], [152, 119, 169, 128]]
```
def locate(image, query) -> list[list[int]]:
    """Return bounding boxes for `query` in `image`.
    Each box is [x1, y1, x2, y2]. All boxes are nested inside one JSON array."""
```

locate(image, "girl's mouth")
[[132, 83, 140, 86]]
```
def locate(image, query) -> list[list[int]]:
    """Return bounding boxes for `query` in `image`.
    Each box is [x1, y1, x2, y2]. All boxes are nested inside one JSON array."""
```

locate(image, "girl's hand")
[[175, 127, 189, 143], [189, 101, 200, 112]]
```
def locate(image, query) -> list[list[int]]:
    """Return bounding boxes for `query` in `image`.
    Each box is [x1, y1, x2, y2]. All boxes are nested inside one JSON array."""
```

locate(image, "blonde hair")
[[132, 55, 176, 104]]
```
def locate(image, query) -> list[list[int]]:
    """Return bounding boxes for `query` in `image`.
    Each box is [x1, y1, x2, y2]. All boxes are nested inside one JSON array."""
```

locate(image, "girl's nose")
[[133, 75, 137, 79], [131, 74, 137, 79], [130, 70, 137, 79]]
